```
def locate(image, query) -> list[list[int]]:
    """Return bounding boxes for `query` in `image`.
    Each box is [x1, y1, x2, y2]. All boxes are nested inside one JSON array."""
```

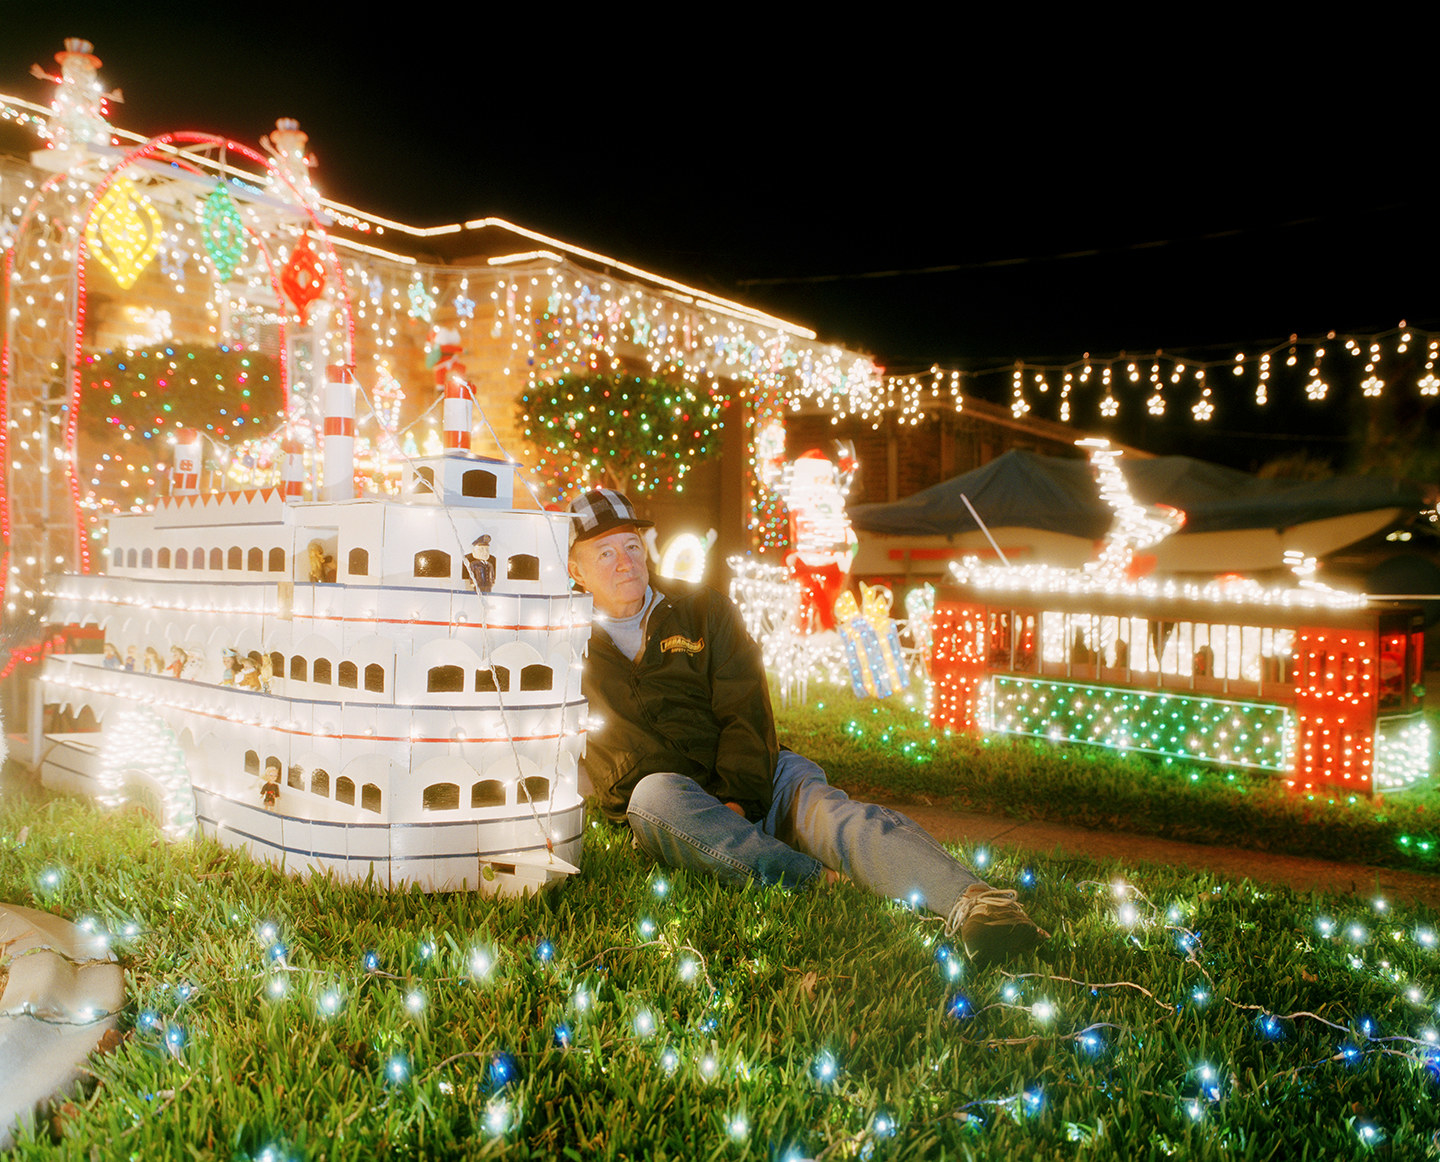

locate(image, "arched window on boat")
[[364, 663, 385, 693], [361, 784, 382, 813], [157, 548, 170, 569], [244, 750, 259, 776], [422, 782, 460, 811], [415, 466, 436, 493], [126, 549, 137, 568], [289, 656, 307, 682], [311, 769, 330, 796], [520, 664, 552, 691], [141, 549, 153, 568], [413, 550, 451, 579], [348, 548, 369, 577], [268, 547, 286, 572], [471, 780, 506, 808], [519, 776, 550, 802], [228, 546, 243, 570], [462, 469, 497, 498], [427, 665, 465, 693], [312, 658, 332, 685], [338, 662, 358, 689], [247, 547, 264, 572], [175, 549, 188, 570], [475, 665, 510, 693], [269, 651, 284, 679], [335, 777, 355, 806], [287, 764, 304, 790], [506, 553, 539, 581]]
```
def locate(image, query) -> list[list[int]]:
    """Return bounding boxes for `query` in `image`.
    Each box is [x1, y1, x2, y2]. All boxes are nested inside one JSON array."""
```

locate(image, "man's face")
[[569, 528, 649, 618]]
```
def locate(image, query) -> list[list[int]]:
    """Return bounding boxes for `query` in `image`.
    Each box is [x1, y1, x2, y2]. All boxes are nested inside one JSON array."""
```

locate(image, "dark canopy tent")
[[847, 450, 1424, 539]]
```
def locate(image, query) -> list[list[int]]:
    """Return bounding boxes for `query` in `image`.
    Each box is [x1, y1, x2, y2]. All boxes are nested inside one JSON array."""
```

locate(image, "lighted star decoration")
[[454, 285, 475, 319], [1146, 392, 1166, 417], [1361, 375, 1385, 397], [1191, 390, 1214, 422], [86, 174, 163, 290], [1420, 373, 1439, 396], [605, 299, 624, 327], [575, 285, 600, 325], [406, 275, 436, 321]]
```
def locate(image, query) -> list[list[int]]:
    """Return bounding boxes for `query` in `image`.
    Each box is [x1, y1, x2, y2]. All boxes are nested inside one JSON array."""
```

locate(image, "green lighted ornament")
[[200, 181, 245, 282]]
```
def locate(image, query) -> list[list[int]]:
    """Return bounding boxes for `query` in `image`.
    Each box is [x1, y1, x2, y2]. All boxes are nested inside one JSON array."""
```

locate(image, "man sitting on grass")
[[567, 487, 1048, 965]]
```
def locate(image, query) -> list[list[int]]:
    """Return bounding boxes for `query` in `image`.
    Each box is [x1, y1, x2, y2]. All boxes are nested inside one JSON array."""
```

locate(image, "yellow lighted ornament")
[[86, 175, 163, 289]]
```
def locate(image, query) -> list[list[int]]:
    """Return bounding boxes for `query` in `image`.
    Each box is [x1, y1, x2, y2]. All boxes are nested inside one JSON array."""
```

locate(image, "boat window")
[[157, 548, 170, 569], [289, 656, 307, 681], [313, 658, 332, 685], [475, 665, 510, 693], [427, 665, 465, 693], [520, 663, 552, 691], [228, 547, 243, 570], [519, 775, 550, 801], [507, 553, 539, 581], [287, 764, 304, 789], [471, 780, 506, 808], [269, 651, 283, 677], [209, 548, 223, 570], [244, 750, 259, 776], [269, 547, 286, 572], [126, 549, 137, 568], [462, 469, 497, 498], [338, 662, 358, 689], [415, 466, 435, 493], [335, 776, 355, 806], [422, 782, 460, 811], [414, 549, 450, 578], [361, 784, 382, 813], [175, 549, 188, 569], [248, 547, 264, 572], [348, 548, 369, 576], [311, 769, 330, 796], [141, 549, 153, 568], [364, 663, 385, 692]]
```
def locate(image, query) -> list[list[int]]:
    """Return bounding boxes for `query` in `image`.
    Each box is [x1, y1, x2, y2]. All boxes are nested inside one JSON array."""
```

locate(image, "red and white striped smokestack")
[[281, 438, 305, 501], [322, 364, 357, 501], [443, 379, 473, 450], [171, 429, 201, 495]]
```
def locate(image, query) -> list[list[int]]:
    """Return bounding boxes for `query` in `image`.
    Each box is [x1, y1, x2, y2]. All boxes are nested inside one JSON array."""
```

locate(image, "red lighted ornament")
[[280, 233, 326, 322]]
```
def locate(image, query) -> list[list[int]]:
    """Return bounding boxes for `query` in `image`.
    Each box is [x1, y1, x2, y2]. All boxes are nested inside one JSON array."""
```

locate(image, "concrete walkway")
[[876, 796, 1440, 913]]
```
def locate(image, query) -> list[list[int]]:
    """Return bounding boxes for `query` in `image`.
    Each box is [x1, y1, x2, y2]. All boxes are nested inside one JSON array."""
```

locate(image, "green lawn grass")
[[775, 687, 1440, 873], [3, 786, 1440, 1160]]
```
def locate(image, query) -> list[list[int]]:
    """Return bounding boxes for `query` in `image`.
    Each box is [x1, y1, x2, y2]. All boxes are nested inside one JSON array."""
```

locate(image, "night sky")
[[1, 10, 1429, 420]]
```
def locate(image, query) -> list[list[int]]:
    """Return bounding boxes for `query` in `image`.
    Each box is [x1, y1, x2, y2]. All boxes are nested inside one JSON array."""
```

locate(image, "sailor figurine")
[[466, 534, 496, 594]]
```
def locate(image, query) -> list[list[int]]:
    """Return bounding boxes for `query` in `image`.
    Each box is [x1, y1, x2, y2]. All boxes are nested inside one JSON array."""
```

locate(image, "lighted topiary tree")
[[518, 372, 724, 498]]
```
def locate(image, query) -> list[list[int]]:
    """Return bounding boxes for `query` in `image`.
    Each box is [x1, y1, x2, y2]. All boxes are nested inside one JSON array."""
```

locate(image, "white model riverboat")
[[34, 409, 590, 894]]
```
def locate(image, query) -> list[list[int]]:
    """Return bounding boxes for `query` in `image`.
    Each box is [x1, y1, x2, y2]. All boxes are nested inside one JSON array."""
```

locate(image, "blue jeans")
[[625, 750, 986, 915]]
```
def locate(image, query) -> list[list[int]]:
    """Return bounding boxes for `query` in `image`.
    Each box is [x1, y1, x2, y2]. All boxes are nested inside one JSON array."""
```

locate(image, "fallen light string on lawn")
[[21, 829, 1440, 1158]]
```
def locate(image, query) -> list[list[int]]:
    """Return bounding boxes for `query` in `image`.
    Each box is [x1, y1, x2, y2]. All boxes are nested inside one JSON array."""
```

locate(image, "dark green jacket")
[[580, 578, 779, 823]]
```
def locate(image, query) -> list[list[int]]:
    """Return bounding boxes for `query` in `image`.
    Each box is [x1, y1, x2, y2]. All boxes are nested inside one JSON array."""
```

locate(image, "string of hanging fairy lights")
[[858, 322, 1436, 432]]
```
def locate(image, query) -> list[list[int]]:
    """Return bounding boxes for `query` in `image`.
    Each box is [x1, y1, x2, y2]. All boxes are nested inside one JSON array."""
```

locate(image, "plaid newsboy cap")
[[567, 487, 654, 546]]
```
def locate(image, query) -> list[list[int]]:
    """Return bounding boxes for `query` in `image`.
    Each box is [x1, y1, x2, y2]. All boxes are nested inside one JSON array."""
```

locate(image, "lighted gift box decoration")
[[929, 440, 1431, 796], [36, 369, 589, 894]]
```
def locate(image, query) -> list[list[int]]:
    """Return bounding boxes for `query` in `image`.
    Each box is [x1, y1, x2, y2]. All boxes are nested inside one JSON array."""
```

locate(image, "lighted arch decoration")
[[0, 130, 358, 622], [97, 705, 198, 838]]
